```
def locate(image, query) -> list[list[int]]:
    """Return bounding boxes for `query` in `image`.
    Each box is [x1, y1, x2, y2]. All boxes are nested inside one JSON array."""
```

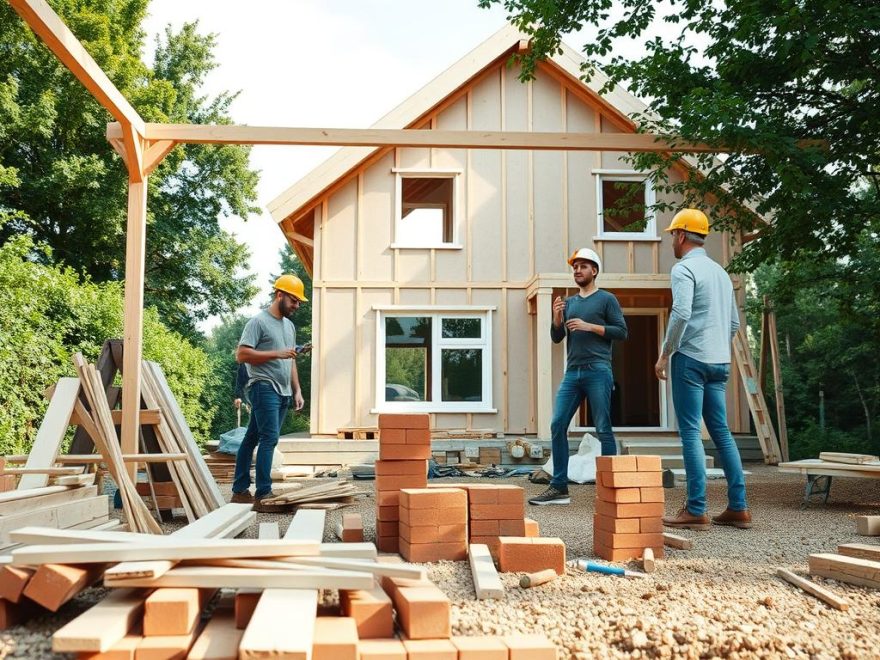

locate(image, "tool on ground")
[[575, 559, 649, 579], [519, 568, 558, 589]]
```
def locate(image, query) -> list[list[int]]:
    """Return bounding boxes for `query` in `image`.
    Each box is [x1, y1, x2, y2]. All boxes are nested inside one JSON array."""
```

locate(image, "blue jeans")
[[670, 352, 747, 515], [233, 380, 290, 498], [550, 363, 617, 490]]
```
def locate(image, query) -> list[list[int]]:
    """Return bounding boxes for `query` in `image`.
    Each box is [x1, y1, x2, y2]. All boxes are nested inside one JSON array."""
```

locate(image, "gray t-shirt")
[[238, 310, 296, 396]]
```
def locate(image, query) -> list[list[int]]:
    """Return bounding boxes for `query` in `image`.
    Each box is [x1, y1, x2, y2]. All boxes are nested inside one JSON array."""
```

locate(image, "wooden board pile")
[[593, 455, 665, 562], [809, 543, 880, 590], [202, 451, 237, 484], [260, 480, 361, 509]]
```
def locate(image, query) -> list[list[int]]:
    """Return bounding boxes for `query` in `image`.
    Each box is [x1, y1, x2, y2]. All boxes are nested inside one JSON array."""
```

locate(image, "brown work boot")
[[663, 507, 710, 530], [253, 492, 287, 513], [712, 508, 753, 529], [230, 490, 253, 504]]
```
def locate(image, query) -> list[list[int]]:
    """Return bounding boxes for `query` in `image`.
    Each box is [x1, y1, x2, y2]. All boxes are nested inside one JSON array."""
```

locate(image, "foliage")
[[0, 226, 212, 455], [0, 0, 259, 337], [478, 0, 880, 282], [204, 314, 249, 439]]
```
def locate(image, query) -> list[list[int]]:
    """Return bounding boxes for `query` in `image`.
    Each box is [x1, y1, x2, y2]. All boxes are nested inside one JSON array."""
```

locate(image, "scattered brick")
[[313, 616, 358, 660], [497, 537, 565, 576], [340, 585, 393, 639], [394, 586, 451, 639]]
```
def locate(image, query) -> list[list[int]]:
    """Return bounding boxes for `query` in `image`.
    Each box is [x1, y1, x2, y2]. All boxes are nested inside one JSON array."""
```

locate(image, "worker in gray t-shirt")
[[231, 274, 309, 510], [529, 248, 628, 507]]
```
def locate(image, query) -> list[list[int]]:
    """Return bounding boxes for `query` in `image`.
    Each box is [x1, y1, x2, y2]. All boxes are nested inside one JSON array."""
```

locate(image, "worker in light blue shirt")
[[655, 209, 751, 531]]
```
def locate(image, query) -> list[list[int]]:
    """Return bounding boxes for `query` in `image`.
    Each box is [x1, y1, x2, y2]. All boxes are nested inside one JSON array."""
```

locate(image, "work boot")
[[528, 486, 571, 506], [230, 490, 253, 504], [253, 491, 286, 513], [712, 508, 753, 529], [663, 507, 710, 530]]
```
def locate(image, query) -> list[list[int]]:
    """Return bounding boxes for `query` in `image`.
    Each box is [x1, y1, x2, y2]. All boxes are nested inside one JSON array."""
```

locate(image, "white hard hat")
[[567, 248, 602, 273]]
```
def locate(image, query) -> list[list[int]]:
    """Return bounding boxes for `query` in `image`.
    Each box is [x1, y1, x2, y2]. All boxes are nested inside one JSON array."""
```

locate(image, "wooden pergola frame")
[[10, 0, 796, 476]]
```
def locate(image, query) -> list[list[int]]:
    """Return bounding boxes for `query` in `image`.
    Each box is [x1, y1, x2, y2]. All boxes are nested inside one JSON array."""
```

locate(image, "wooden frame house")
[[269, 24, 751, 441]]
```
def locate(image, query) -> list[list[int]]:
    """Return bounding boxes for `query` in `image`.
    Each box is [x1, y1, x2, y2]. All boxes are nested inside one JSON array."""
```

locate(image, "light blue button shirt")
[[661, 247, 740, 364]]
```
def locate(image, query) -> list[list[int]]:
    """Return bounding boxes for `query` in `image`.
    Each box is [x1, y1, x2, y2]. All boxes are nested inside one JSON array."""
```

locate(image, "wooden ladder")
[[732, 328, 782, 464]]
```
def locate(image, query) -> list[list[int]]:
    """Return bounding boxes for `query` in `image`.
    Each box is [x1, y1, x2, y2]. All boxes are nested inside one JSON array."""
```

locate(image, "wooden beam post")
[[535, 288, 554, 440], [121, 178, 148, 481]]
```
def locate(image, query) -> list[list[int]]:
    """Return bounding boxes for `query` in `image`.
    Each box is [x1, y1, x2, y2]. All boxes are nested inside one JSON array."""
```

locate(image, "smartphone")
[[295, 343, 313, 354]]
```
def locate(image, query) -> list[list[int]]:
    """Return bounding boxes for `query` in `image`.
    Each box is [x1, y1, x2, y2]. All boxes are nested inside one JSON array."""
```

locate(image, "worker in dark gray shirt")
[[529, 248, 628, 506]]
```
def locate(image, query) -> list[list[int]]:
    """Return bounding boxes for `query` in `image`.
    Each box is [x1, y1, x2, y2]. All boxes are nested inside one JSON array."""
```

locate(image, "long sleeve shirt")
[[550, 289, 628, 368], [661, 247, 740, 364]]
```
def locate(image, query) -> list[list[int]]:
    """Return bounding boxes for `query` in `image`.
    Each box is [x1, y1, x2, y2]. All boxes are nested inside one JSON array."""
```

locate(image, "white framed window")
[[593, 169, 658, 241], [391, 169, 462, 249], [373, 306, 495, 413]]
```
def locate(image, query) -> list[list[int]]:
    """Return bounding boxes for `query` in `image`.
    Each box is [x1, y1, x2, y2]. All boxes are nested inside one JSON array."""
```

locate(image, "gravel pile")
[[2, 465, 879, 658]]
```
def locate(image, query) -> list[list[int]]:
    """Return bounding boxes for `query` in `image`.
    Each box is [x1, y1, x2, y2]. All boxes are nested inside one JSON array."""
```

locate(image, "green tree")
[[0, 0, 259, 337], [204, 314, 248, 439], [478, 0, 880, 278]]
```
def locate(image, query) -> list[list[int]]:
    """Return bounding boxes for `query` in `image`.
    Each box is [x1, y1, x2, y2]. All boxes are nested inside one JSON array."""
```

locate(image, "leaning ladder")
[[732, 328, 782, 464]]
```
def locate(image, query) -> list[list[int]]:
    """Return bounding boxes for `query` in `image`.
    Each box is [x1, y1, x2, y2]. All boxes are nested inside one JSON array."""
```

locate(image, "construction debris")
[[519, 568, 558, 589], [777, 568, 849, 611]]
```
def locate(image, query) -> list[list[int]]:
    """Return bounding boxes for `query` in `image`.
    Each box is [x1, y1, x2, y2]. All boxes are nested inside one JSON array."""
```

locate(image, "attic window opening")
[[395, 173, 458, 247], [595, 172, 657, 239]]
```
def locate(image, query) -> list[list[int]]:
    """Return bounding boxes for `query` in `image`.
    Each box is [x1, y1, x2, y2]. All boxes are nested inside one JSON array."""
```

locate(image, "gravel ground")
[[2, 465, 879, 659]]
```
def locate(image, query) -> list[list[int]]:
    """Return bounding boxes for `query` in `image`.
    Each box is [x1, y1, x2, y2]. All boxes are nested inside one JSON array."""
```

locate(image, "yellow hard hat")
[[274, 274, 308, 302], [664, 208, 710, 235]]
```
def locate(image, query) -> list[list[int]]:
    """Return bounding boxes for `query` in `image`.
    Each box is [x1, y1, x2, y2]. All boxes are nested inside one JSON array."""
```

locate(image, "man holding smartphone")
[[231, 274, 308, 511]]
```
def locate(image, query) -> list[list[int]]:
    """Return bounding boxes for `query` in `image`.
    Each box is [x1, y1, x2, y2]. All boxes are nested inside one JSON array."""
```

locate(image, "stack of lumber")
[[260, 480, 360, 509], [202, 451, 237, 484], [375, 414, 430, 553], [593, 455, 665, 562], [809, 543, 880, 590]]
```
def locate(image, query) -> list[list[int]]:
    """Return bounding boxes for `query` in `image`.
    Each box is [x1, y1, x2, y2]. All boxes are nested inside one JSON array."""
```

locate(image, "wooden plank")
[[662, 533, 693, 550], [0, 484, 97, 516], [69, 408, 162, 427], [250, 556, 424, 580], [6, 466, 84, 476], [51, 473, 96, 487], [468, 543, 504, 600], [17, 377, 80, 489], [7, 0, 145, 133], [777, 568, 848, 611], [9, 526, 165, 546], [238, 588, 317, 659], [837, 543, 880, 562], [808, 553, 880, 589], [53, 588, 150, 653], [258, 523, 279, 540], [108, 122, 755, 154], [857, 516, 880, 536], [104, 566, 373, 590], [186, 609, 242, 660], [819, 452, 879, 465], [0, 495, 109, 544], [284, 509, 326, 542]]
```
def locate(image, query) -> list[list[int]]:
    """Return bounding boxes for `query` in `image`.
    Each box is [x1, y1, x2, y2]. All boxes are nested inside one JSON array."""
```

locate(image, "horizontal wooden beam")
[[9, 0, 145, 135], [107, 122, 739, 153], [4, 453, 187, 464]]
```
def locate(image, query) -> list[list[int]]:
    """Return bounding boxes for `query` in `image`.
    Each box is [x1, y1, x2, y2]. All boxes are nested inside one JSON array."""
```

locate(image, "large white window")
[[374, 306, 494, 413], [392, 169, 462, 249], [594, 170, 658, 240]]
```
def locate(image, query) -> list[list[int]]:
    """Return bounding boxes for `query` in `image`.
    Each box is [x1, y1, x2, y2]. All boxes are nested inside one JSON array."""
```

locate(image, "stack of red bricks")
[[375, 414, 431, 553], [398, 488, 468, 562], [593, 455, 665, 561]]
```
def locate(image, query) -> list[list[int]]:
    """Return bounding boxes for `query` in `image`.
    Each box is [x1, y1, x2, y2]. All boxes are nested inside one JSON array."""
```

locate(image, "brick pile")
[[375, 414, 431, 553], [398, 488, 468, 562], [593, 455, 665, 561]]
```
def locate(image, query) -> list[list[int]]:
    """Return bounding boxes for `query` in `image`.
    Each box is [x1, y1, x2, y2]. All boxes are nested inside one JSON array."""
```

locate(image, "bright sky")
[[141, 0, 513, 330]]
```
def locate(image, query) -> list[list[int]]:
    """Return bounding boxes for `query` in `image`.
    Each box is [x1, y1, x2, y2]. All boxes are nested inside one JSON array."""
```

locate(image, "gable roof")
[[267, 23, 652, 227]]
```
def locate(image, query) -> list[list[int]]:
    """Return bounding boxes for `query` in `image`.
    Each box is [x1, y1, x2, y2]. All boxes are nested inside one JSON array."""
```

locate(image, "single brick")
[[376, 520, 399, 537], [375, 459, 427, 476], [0, 566, 35, 604], [377, 490, 400, 507], [394, 586, 451, 639], [594, 544, 665, 562], [593, 514, 639, 535], [400, 539, 468, 563], [638, 487, 665, 503], [595, 455, 638, 473], [380, 443, 432, 460], [469, 503, 524, 520], [524, 518, 540, 537], [400, 488, 467, 510], [470, 519, 501, 536], [23, 563, 108, 612], [595, 483, 641, 503], [143, 588, 202, 636], [452, 635, 509, 659], [375, 474, 428, 492], [593, 529, 664, 549], [376, 536, 399, 553], [499, 519, 527, 536], [402, 638, 457, 660], [639, 517, 664, 534], [339, 513, 365, 543], [399, 522, 468, 544], [405, 428, 431, 445], [377, 505, 399, 521], [400, 506, 468, 527], [636, 455, 663, 472], [594, 499, 665, 519], [234, 589, 260, 629], [339, 586, 393, 639], [497, 537, 565, 576], [379, 428, 407, 444], [313, 616, 358, 660], [378, 413, 430, 429], [503, 633, 558, 659], [600, 471, 663, 488], [358, 638, 407, 660]]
